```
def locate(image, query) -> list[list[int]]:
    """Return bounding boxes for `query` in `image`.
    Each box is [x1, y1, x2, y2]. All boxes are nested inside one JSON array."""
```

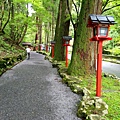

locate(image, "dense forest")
[[0, 0, 120, 75]]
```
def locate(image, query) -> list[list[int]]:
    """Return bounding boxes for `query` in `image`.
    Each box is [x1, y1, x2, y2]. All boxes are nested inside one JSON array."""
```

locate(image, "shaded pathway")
[[0, 51, 81, 120]]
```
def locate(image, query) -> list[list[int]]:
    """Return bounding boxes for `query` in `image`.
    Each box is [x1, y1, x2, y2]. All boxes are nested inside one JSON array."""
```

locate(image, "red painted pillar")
[[52, 46, 54, 58], [40, 45, 42, 51], [46, 45, 48, 52], [36, 45, 38, 51], [96, 40, 103, 97], [66, 46, 68, 67]]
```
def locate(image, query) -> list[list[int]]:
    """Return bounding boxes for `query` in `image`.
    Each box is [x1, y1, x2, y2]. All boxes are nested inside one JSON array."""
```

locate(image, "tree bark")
[[54, 0, 70, 61], [38, 18, 42, 45], [68, 0, 102, 77], [0, 1, 11, 35], [10, 1, 15, 41]]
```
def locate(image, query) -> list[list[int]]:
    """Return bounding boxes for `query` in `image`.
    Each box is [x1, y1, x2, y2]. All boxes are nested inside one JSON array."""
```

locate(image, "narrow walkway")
[[0, 51, 81, 120]]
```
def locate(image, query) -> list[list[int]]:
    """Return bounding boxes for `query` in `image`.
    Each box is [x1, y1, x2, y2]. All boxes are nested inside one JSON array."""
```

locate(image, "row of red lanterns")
[[44, 14, 116, 97]]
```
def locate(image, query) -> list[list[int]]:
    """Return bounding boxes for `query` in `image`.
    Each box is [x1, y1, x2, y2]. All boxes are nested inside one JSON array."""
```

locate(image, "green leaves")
[[102, 0, 120, 56]]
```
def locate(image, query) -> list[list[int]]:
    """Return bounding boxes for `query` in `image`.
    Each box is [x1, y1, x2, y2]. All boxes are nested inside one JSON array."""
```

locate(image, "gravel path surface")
[[0, 51, 82, 120]]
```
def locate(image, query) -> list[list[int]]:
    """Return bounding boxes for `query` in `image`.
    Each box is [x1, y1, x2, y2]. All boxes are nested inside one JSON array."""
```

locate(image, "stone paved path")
[[0, 51, 81, 120]]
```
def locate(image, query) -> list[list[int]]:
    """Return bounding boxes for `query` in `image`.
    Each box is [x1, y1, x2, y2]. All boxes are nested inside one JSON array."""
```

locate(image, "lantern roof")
[[63, 36, 72, 40], [22, 42, 32, 46], [88, 14, 116, 26], [51, 41, 56, 44]]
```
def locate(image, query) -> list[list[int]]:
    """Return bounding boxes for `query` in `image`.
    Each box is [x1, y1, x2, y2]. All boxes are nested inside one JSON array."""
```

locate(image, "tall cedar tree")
[[54, 0, 70, 61], [68, 0, 102, 77]]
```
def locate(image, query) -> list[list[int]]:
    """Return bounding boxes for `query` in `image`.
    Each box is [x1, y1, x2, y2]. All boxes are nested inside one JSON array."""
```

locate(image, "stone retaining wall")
[[0, 52, 26, 75], [103, 54, 120, 61]]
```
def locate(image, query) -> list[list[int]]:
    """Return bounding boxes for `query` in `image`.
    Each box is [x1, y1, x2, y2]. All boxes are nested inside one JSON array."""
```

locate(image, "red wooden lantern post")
[[87, 14, 116, 97], [39, 44, 42, 51], [46, 44, 49, 52], [51, 41, 56, 58], [63, 36, 72, 67]]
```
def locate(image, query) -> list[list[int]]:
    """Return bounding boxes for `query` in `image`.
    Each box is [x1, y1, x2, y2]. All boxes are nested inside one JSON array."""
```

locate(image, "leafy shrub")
[[111, 47, 120, 56]]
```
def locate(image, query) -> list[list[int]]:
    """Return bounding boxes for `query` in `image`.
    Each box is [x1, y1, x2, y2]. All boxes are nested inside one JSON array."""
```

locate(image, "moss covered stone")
[[77, 88, 108, 120]]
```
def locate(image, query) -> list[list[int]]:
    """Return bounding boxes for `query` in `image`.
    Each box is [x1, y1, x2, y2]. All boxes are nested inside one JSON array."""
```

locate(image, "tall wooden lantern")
[[87, 14, 116, 97], [63, 36, 72, 67], [51, 41, 56, 58]]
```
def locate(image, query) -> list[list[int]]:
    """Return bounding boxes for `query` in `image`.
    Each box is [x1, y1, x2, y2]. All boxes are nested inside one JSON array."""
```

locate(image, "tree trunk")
[[18, 25, 27, 44], [51, 0, 55, 40], [68, 0, 102, 77], [38, 18, 42, 45], [10, 1, 15, 41], [44, 23, 49, 45], [0, 1, 11, 34], [52, 12, 54, 40], [54, 0, 70, 61], [0, 1, 4, 33]]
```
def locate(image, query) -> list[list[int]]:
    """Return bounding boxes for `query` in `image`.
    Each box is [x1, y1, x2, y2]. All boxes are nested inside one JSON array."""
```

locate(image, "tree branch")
[[66, 0, 75, 27], [77, 0, 81, 14], [72, 0, 79, 17], [18, 3, 29, 44], [102, 0, 109, 12], [18, 25, 28, 44], [3, 2, 11, 31], [102, 4, 120, 13]]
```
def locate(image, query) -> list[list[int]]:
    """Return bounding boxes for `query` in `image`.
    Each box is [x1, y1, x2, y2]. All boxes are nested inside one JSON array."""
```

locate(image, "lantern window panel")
[[99, 27, 108, 36]]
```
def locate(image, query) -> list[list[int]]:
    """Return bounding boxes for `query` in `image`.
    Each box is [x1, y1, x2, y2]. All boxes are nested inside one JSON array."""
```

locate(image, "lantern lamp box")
[[87, 14, 116, 41], [63, 36, 72, 46]]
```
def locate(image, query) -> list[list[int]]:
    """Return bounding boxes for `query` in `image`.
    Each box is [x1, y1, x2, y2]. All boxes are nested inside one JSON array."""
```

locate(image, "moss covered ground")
[[78, 74, 120, 119], [0, 40, 26, 75], [59, 61, 120, 120]]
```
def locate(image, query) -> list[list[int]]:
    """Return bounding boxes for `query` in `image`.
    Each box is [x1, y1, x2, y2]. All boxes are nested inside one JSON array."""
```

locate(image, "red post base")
[[96, 40, 103, 97], [35, 46, 38, 51], [40, 46, 42, 51], [52, 46, 54, 58], [46, 45, 48, 52], [66, 46, 68, 67]]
